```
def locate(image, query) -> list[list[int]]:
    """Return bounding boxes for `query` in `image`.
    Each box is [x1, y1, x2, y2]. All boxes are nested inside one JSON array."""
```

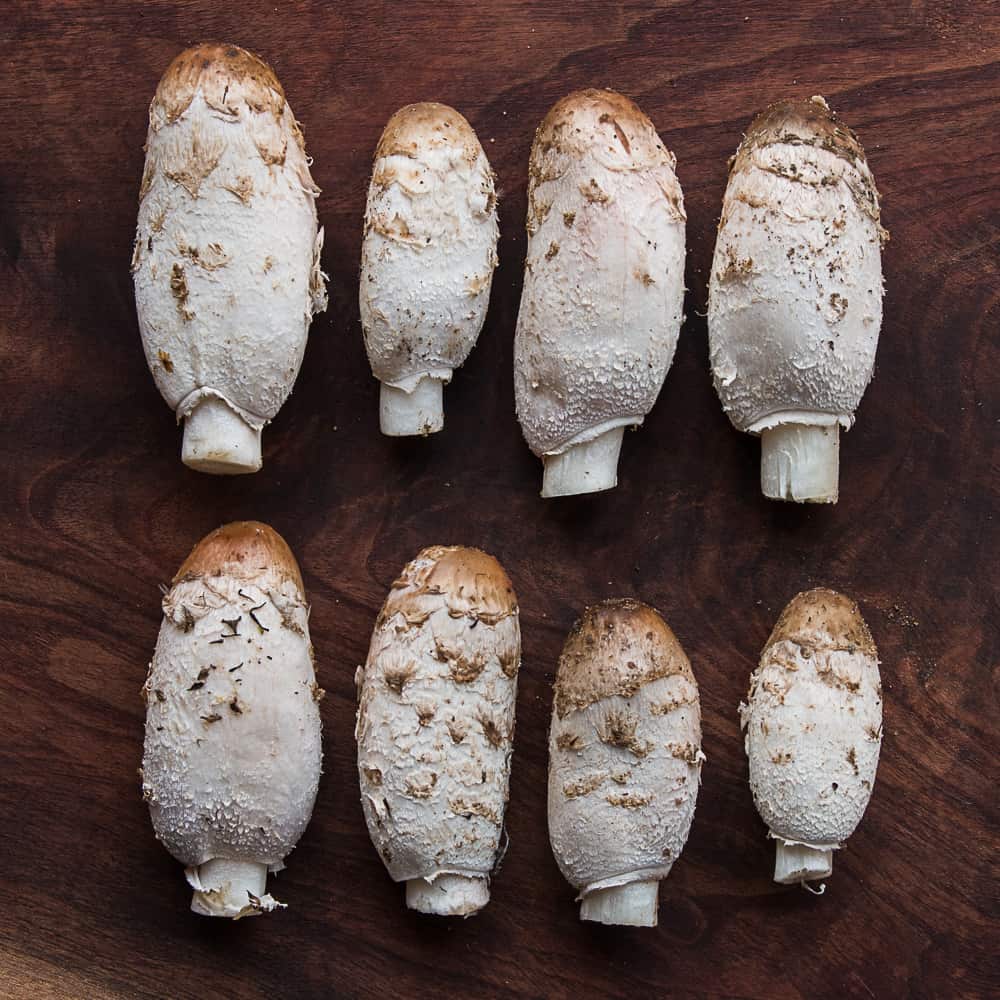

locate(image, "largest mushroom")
[[133, 44, 327, 474], [708, 96, 886, 502], [514, 89, 686, 497]]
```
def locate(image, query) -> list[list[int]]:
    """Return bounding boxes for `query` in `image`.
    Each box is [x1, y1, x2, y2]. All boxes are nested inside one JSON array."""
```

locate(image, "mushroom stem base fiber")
[[190, 859, 269, 917], [541, 427, 624, 498], [182, 398, 262, 475], [579, 880, 659, 927], [405, 874, 489, 917], [774, 843, 833, 885], [380, 377, 444, 436], [761, 423, 839, 503]]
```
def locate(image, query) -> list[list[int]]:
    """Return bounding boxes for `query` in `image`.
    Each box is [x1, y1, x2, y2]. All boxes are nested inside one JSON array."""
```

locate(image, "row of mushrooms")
[[143, 525, 883, 922], [134, 45, 885, 503]]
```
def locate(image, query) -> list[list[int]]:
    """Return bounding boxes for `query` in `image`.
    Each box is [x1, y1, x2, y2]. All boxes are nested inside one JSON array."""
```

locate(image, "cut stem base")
[[380, 377, 444, 436], [405, 874, 489, 917], [774, 843, 833, 885], [760, 423, 839, 503], [541, 427, 625, 498], [182, 398, 262, 475], [189, 859, 270, 918], [579, 880, 659, 927]]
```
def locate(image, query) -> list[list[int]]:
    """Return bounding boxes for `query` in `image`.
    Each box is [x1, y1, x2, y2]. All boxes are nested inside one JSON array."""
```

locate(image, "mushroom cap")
[[360, 103, 497, 390], [708, 95, 884, 435], [733, 96, 882, 230], [143, 521, 321, 872], [380, 545, 518, 627], [375, 101, 483, 161], [765, 587, 876, 658], [174, 521, 303, 594], [514, 89, 686, 458], [554, 598, 693, 718], [151, 43, 286, 125], [357, 545, 519, 889], [134, 42, 326, 432]]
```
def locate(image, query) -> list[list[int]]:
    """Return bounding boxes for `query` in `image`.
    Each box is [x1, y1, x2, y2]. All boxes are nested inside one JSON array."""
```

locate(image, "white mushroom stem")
[[760, 423, 839, 503], [774, 843, 833, 885], [181, 398, 262, 475], [379, 377, 445, 437], [541, 427, 624, 498], [405, 874, 490, 917], [188, 859, 272, 918], [580, 880, 659, 927]]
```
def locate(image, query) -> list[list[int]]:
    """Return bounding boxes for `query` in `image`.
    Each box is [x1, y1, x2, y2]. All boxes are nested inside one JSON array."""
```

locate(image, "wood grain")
[[1, 2, 998, 997]]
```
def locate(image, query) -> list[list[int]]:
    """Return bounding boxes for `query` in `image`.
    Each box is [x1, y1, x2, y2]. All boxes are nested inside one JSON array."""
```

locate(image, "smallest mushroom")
[[360, 103, 499, 436], [548, 599, 703, 926], [741, 588, 883, 888]]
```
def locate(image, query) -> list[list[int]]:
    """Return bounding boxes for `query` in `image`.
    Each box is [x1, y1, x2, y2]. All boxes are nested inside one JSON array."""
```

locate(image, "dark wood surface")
[[1, 2, 998, 997]]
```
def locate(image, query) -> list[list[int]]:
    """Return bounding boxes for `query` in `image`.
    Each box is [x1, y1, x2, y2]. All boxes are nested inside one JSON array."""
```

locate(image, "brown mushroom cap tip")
[[375, 102, 478, 159], [555, 598, 693, 717], [173, 521, 303, 593], [152, 42, 286, 125], [422, 544, 517, 611], [742, 95, 868, 164], [533, 88, 653, 150], [158, 42, 282, 95], [382, 544, 517, 624], [765, 588, 876, 657]]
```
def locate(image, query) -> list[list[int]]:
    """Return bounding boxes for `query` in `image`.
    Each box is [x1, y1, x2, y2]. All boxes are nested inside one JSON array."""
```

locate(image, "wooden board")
[[1, 2, 997, 997]]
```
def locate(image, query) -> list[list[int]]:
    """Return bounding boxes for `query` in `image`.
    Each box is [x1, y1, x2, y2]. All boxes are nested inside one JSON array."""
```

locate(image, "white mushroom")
[[740, 588, 882, 887], [548, 600, 703, 926], [360, 103, 498, 436], [133, 44, 327, 474], [141, 522, 323, 918], [514, 89, 686, 497], [355, 546, 519, 916], [708, 96, 886, 502]]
